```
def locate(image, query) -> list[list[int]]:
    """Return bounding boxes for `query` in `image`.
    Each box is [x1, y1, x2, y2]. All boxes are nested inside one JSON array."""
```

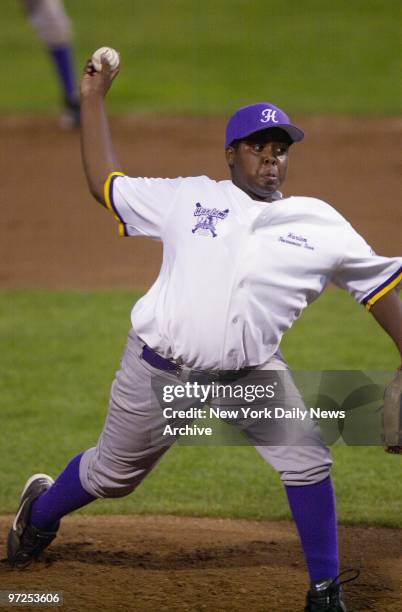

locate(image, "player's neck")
[[231, 180, 282, 203]]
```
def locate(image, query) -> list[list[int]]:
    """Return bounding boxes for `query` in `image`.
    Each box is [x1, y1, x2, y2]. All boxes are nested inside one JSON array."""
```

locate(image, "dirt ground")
[[0, 115, 400, 288], [0, 515, 401, 612], [0, 116, 401, 611]]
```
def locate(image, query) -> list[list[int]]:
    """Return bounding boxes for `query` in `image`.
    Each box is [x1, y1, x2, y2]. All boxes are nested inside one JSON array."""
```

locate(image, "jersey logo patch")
[[191, 202, 229, 238], [278, 232, 315, 250]]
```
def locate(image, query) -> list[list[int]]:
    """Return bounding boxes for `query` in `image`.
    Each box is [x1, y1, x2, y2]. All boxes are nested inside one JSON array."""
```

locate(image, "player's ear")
[[225, 146, 236, 168]]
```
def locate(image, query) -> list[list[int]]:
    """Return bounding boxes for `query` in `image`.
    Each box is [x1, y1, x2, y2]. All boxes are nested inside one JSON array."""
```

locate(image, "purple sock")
[[285, 476, 339, 583], [30, 453, 95, 531], [49, 45, 76, 100]]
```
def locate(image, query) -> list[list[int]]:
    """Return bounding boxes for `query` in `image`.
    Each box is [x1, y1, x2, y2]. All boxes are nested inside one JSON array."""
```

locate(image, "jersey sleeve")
[[331, 224, 402, 310], [103, 171, 184, 239]]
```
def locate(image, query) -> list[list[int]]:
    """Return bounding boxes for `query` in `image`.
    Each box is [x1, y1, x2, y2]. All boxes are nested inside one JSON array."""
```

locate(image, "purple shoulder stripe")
[[361, 266, 402, 304]]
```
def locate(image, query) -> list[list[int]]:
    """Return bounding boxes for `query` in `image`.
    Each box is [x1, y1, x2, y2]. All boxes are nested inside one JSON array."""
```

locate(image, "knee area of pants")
[[280, 467, 331, 487], [92, 483, 136, 500], [83, 461, 139, 499], [28, 3, 72, 45]]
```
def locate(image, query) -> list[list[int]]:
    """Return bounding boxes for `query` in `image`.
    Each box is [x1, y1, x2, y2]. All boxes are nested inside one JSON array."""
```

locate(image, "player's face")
[[226, 129, 291, 201]]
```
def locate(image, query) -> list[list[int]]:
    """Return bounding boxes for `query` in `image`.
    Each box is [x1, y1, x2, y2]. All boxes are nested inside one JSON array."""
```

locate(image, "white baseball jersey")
[[104, 172, 402, 371]]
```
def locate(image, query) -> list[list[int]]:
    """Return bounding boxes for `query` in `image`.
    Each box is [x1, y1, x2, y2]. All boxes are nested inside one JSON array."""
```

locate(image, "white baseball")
[[91, 47, 120, 72]]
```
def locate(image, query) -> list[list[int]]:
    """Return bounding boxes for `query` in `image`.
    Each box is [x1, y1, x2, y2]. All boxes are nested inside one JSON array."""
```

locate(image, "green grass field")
[[1, 290, 400, 526], [2, 0, 400, 115], [1, 1, 400, 530]]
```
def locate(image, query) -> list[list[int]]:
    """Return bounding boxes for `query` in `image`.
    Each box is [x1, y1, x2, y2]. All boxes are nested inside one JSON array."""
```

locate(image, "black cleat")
[[7, 473, 59, 568], [304, 570, 360, 612]]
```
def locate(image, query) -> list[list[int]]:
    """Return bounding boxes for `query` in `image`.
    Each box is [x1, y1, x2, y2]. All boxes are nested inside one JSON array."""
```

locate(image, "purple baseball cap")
[[225, 102, 304, 148]]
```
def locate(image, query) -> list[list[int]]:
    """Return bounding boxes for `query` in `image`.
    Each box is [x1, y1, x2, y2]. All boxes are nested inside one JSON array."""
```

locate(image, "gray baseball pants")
[[79, 329, 332, 498]]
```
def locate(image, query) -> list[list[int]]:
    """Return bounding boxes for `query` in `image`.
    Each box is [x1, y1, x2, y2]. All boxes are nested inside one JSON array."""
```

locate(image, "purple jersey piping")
[[361, 266, 402, 305]]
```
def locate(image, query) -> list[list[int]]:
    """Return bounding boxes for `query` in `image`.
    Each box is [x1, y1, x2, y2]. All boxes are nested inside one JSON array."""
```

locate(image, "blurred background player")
[[22, 0, 80, 128]]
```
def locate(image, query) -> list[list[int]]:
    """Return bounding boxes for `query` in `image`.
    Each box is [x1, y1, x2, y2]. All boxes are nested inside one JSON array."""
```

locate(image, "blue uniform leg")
[[30, 453, 95, 531], [286, 475, 339, 582], [23, 0, 79, 127]]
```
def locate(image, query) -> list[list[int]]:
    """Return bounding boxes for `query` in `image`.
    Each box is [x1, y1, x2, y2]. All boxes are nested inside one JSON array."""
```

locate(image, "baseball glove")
[[382, 370, 402, 454]]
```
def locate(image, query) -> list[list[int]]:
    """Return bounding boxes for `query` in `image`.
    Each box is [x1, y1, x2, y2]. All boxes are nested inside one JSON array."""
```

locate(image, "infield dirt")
[[0, 115, 400, 288], [0, 116, 401, 611], [0, 515, 401, 611]]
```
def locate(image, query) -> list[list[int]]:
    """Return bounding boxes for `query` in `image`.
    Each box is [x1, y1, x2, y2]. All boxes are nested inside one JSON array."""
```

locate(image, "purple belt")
[[141, 345, 181, 373], [141, 345, 253, 380]]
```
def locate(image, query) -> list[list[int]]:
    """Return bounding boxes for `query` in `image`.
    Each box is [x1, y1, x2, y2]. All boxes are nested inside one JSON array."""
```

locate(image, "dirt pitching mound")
[[0, 515, 401, 611]]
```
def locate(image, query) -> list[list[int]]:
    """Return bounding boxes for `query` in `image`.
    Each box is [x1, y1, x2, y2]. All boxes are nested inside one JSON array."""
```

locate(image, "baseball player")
[[7, 56, 402, 612], [21, 0, 80, 128]]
